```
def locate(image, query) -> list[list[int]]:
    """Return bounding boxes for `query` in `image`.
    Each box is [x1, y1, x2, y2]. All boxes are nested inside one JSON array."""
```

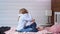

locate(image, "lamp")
[[45, 10, 52, 24]]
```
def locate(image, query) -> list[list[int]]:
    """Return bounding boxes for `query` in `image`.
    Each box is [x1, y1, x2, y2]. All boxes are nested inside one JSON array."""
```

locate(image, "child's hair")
[[19, 8, 28, 14]]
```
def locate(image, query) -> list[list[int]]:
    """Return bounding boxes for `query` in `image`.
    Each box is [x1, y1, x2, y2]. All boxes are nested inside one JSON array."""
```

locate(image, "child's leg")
[[30, 22, 37, 28], [18, 22, 38, 32], [24, 22, 37, 29], [29, 22, 38, 32], [16, 28, 33, 32]]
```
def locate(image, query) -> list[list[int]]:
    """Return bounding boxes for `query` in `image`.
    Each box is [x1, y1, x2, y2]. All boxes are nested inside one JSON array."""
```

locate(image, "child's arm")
[[18, 14, 22, 21], [24, 14, 33, 21]]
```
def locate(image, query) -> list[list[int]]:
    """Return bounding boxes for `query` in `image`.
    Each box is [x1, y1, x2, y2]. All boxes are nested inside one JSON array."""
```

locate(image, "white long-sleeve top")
[[16, 13, 33, 30]]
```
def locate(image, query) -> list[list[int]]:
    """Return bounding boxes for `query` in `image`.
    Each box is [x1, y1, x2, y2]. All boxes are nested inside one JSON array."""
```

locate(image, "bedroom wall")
[[0, 0, 51, 27]]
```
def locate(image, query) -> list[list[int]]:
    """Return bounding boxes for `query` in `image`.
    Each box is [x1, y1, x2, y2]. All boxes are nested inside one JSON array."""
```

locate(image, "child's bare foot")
[[37, 27, 44, 31]]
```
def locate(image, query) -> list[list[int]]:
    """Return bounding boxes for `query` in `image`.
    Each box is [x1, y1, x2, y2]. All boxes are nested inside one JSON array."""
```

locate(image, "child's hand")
[[31, 19, 35, 22]]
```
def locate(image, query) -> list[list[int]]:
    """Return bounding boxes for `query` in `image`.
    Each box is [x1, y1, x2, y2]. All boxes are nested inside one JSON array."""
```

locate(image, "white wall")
[[0, 0, 51, 27]]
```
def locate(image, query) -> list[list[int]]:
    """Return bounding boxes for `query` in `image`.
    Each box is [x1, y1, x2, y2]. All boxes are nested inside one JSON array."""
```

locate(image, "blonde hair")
[[19, 8, 28, 14]]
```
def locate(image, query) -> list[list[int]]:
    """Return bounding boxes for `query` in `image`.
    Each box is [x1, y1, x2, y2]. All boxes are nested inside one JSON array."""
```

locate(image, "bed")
[[4, 24, 60, 34], [5, 27, 52, 34]]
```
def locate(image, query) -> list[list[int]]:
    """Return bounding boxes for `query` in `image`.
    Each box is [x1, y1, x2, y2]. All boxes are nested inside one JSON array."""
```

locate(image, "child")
[[16, 8, 38, 32]]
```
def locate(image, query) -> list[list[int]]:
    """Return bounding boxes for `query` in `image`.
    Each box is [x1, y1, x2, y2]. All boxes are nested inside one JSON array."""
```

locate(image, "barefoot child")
[[16, 8, 38, 32]]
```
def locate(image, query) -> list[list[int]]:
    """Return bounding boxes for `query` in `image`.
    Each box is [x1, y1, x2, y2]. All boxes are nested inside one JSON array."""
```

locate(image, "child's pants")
[[16, 22, 38, 32]]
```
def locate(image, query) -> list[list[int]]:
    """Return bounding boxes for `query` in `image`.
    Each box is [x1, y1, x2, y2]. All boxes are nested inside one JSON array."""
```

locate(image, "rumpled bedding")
[[5, 27, 52, 34], [49, 24, 60, 34], [5, 24, 60, 34]]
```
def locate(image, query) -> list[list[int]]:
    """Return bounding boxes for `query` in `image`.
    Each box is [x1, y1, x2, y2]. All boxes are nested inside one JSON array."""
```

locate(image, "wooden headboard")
[[51, 0, 60, 25]]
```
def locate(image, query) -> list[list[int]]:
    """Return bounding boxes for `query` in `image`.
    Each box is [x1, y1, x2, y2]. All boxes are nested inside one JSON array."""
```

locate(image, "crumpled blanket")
[[0, 26, 10, 34], [49, 24, 60, 34], [5, 27, 52, 34]]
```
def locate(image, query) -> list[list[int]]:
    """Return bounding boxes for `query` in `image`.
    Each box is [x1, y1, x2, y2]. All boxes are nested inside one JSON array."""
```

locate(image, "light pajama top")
[[16, 13, 33, 30]]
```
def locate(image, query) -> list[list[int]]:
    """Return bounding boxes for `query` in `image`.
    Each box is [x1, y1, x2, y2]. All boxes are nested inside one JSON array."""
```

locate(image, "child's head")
[[19, 8, 28, 14]]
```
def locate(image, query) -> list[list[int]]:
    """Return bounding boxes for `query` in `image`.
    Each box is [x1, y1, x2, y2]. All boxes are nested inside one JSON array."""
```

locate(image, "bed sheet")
[[5, 27, 52, 34]]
